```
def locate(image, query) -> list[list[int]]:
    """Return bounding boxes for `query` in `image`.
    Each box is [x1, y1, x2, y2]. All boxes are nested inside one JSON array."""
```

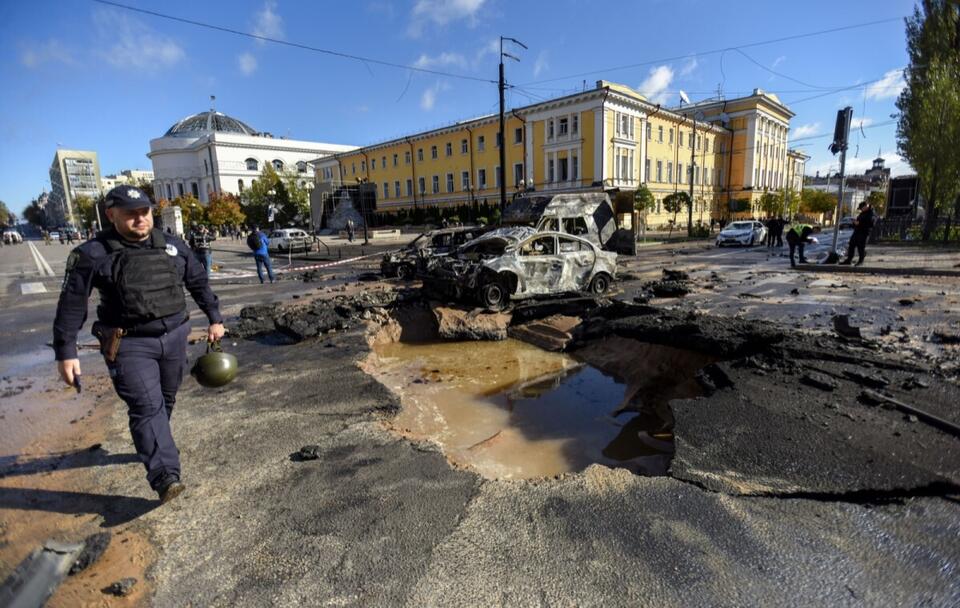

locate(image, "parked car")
[[3, 230, 23, 244], [423, 228, 616, 311], [48, 230, 61, 241], [381, 225, 490, 280], [268, 228, 311, 253], [531, 192, 634, 254], [838, 216, 855, 230], [716, 221, 767, 247]]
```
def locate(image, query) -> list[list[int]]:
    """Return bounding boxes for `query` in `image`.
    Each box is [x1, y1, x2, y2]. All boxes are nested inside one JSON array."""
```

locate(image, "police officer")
[[53, 186, 225, 503], [840, 201, 876, 266], [785, 222, 821, 267]]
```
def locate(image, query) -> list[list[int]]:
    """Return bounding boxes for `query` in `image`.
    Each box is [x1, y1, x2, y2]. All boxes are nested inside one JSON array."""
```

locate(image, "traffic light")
[[830, 107, 853, 155]]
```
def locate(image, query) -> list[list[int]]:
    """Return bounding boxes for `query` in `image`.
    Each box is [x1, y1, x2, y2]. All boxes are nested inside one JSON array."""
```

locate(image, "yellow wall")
[[580, 109, 595, 185]]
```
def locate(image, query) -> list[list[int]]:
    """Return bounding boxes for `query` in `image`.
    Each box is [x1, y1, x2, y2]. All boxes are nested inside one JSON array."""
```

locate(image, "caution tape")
[[275, 252, 384, 274]]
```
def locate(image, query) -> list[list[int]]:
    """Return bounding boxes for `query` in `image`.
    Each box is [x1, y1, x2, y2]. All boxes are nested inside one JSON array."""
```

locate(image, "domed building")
[[147, 107, 355, 204]]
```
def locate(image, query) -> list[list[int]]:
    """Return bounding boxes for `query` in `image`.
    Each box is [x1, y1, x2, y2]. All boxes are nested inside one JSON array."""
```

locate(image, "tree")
[[896, 0, 960, 239], [800, 189, 837, 217], [633, 184, 656, 227], [206, 192, 247, 227], [662, 192, 690, 237], [72, 195, 99, 229], [0, 200, 13, 228], [758, 191, 784, 217], [865, 190, 887, 215], [23, 198, 46, 227], [169, 195, 206, 227]]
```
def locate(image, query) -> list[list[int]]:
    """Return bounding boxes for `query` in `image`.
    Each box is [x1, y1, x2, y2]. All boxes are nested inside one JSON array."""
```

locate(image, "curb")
[[793, 264, 960, 277]]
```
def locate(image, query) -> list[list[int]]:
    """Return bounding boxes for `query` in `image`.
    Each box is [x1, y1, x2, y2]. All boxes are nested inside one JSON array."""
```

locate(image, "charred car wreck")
[[423, 227, 617, 311], [380, 225, 489, 279]]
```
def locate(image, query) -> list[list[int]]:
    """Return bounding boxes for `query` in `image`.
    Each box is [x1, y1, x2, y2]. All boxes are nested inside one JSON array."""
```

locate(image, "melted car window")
[[540, 218, 560, 232], [562, 217, 589, 236], [558, 237, 584, 253], [521, 236, 556, 256]]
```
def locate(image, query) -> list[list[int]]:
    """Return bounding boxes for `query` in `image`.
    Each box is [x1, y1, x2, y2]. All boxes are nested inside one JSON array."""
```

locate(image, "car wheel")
[[588, 273, 610, 295], [396, 264, 414, 280], [479, 281, 507, 311]]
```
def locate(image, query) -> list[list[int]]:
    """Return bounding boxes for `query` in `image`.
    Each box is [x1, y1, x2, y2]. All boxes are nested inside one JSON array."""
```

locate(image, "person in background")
[[840, 201, 876, 266], [785, 223, 821, 267], [247, 225, 275, 284]]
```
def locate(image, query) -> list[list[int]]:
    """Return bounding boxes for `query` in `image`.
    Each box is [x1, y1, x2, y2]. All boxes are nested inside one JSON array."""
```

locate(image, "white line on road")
[[20, 282, 48, 295], [27, 241, 55, 277]]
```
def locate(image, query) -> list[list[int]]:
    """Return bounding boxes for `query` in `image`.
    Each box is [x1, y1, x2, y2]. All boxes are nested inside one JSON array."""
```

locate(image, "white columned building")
[[147, 109, 356, 204]]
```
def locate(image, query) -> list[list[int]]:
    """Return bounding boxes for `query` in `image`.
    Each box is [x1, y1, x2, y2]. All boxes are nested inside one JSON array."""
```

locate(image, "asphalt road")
[[2, 234, 959, 606]]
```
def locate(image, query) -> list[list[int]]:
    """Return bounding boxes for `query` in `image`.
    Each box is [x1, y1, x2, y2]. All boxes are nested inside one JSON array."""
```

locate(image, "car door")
[[557, 236, 596, 289], [517, 235, 562, 295]]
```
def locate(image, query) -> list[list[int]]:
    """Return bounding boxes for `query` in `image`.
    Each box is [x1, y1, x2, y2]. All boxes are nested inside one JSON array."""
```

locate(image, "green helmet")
[[191, 341, 238, 388]]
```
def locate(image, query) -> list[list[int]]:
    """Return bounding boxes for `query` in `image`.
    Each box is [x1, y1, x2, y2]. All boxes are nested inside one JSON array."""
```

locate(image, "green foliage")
[[865, 190, 887, 215], [800, 189, 837, 215], [758, 191, 784, 216], [728, 198, 751, 213], [896, 0, 960, 239], [633, 184, 656, 219], [23, 198, 46, 227], [662, 192, 690, 218], [72, 195, 99, 228], [0, 200, 13, 227], [169, 195, 206, 227], [206, 192, 246, 227], [241, 165, 311, 227]]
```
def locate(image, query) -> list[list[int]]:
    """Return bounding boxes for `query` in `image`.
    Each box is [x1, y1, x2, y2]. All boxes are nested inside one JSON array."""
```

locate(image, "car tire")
[[479, 281, 507, 311], [588, 273, 611, 295], [396, 264, 414, 280]]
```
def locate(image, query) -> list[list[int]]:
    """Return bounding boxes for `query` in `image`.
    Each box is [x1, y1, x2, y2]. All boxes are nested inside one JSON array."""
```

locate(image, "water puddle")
[[370, 337, 711, 480]]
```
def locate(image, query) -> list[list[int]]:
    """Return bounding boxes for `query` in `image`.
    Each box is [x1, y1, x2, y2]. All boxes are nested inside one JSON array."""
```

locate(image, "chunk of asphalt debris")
[[800, 372, 839, 391], [662, 269, 690, 282], [291, 445, 321, 462], [902, 376, 930, 390], [69, 532, 112, 575], [929, 330, 960, 344], [650, 280, 690, 298], [695, 363, 734, 395], [844, 369, 891, 389], [832, 314, 862, 340], [790, 288, 800, 295], [103, 577, 137, 597], [898, 298, 916, 306]]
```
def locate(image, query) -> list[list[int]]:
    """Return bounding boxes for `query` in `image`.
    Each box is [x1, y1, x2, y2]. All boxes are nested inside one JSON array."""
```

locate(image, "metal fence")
[[873, 217, 960, 243]]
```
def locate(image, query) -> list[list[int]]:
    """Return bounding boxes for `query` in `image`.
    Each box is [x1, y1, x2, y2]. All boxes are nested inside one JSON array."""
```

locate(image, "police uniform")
[[53, 186, 222, 497]]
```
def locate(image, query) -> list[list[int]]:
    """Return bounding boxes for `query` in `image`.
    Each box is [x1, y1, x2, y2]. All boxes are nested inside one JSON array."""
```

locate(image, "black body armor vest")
[[100, 229, 186, 326]]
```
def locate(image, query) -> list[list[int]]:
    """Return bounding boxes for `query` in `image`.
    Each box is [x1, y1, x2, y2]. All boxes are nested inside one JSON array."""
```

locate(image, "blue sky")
[[1, 0, 914, 214]]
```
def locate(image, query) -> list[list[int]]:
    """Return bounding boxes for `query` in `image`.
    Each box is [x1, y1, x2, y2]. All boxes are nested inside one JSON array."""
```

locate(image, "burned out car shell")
[[380, 225, 489, 279], [423, 230, 616, 308]]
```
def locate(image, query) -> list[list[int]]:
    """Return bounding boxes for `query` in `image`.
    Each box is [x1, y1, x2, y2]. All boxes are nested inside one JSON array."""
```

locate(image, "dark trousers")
[[787, 237, 806, 266], [105, 323, 190, 490], [775, 230, 784, 247], [254, 253, 274, 283], [844, 232, 868, 264]]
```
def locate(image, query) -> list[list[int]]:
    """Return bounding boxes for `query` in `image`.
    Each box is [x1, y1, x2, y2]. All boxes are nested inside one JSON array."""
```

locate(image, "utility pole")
[[499, 36, 526, 222], [829, 107, 853, 256]]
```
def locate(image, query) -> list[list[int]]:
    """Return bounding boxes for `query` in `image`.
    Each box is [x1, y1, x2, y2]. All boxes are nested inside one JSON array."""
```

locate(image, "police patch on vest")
[[62, 251, 80, 291], [165, 244, 177, 256]]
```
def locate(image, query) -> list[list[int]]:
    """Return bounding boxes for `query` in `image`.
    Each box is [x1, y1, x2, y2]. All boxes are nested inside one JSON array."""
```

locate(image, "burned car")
[[423, 228, 617, 310], [381, 225, 489, 279]]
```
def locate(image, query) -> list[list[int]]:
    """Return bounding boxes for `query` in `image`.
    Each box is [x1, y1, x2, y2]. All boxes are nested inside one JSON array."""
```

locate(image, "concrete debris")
[[902, 376, 930, 390], [235, 291, 399, 341], [662, 269, 690, 282], [800, 372, 839, 391], [431, 305, 512, 341], [508, 315, 581, 351], [832, 315, 862, 340], [929, 329, 960, 344], [648, 280, 690, 298], [292, 445, 321, 461], [843, 369, 891, 389], [103, 577, 137, 597], [69, 532, 112, 575]]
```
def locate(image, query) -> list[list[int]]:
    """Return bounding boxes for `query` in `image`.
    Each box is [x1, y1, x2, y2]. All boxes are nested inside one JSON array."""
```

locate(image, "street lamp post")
[[267, 188, 277, 229]]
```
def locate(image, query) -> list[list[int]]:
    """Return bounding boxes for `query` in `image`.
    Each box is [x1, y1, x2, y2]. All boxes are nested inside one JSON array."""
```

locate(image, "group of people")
[[775, 201, 877, 267]]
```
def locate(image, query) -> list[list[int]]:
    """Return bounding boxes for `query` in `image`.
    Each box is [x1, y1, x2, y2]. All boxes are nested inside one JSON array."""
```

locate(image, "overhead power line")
[[91, 0, 497, 84], [517, 16, 903, 87]]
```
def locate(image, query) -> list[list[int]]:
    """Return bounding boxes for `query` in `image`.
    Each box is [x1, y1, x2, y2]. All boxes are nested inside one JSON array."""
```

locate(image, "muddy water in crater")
[[371, 338, 709, 480]]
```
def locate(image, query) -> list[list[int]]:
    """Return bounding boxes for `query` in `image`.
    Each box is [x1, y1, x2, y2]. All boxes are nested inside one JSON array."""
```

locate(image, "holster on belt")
[[95, 326, 127, 363]]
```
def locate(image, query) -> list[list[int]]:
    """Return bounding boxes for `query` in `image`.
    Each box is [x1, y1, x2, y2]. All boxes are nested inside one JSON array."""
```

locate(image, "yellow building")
[[313, 81, 800, 227]]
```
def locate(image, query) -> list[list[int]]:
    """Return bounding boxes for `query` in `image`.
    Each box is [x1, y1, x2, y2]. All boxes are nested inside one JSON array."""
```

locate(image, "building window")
[[393, 154, 398, 166], [432, 175, 439, 193], [513, 163, 524, 187], [272, 159, 284, 171], [572, 154, 579, 181], [406, 179, 413, 196], [177, 183, 184, 197], [245, 158, 258, 171], [572, 114, 578, 135], [445, 142, 453, 157], [559, 117, 569, 136], [394, 181, 401, 197], [548, 158, 555, 182], [405, 151, 411, 164], [559, 157, 568, 181], [678, 163, 683, 184], [371, 158, 377, 170], [658, 126, 663, 142], [238, 179, 244, 191], [656, 160, 663, 183], [495, 166, 502, 188], [461, 139, 468, 154], [496, 132, 502, 148], [679, 131, 684, 147], [382, 156, 386, 168], [644, 158, 650, 181], [446, 173, 454, 193], [383, 182, 389, 198], [191, 182, 199, 197], [417, 148, 424, 162], [667, 162, 673, 183], [297, 161, 307, 173], [669, 128, 674, 145], [166, 184, 172, 199], [418, 176, 426, 194], [461, 171, 470, 191], [431, 145, 438, 160], [514, 127, 523, 144], [361, 160, 366, 173], [548, 120, 555, 140], [477, 135, 485, 151], [646, 122, 652, 140], [478, 168, 487, 189]]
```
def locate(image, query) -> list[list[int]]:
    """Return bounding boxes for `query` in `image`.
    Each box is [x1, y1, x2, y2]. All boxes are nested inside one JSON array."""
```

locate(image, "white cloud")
[[408, 0, 486, 37], [637, 65, 674, 105], [771, 55, 786, 69], [421, 81, 449, 110], [94, 9, 184, 71], [20, 39, 76, 68], [792, 122, 820, 138], [852, 117, 874, 130], [865, 68, 905, 100], [413, 51, 468, 70], [679, 56, 698, 77], [533, 50, 549, 78], [811, 152, 912, 178], [238, 52, 258, 75], [252, 0, 284, 41]]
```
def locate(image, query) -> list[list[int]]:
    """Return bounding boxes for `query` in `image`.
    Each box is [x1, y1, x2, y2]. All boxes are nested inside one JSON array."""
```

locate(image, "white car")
[[3, 230, 23, 244], [268, 228, 311, 253], [716, 221, 767, 247]]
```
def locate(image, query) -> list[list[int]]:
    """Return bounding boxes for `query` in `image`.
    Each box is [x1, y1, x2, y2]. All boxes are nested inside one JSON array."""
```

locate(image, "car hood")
[[719, 229, 752, 236], [459, 226, 537, 255]]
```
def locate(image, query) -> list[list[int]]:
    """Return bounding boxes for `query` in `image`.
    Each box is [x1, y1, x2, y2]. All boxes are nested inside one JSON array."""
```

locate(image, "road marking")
[[27, 241, 55, 277], [20, 282, 48, 295]]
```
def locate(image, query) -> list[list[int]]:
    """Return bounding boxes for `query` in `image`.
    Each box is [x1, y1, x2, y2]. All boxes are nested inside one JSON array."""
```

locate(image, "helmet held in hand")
[[191, 341, 238, 388]]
